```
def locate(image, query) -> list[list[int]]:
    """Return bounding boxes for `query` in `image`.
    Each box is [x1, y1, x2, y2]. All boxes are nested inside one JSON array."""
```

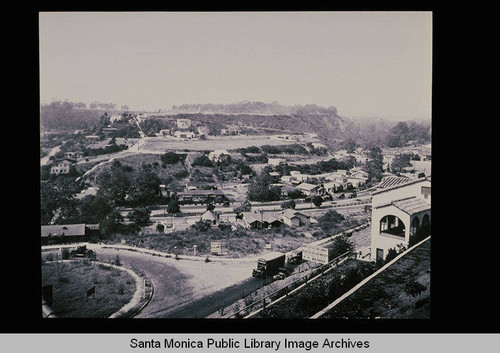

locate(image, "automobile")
[[273, 273, 285, 281]]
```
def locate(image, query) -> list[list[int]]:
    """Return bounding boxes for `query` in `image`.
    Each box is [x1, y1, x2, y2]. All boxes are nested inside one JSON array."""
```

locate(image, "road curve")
[[94, 247, 256, 318]]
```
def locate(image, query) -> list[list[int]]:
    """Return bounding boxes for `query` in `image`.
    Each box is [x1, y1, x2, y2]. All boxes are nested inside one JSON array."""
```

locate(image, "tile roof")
[[377, 176, 412, 189], [392, 197, 431, 215]]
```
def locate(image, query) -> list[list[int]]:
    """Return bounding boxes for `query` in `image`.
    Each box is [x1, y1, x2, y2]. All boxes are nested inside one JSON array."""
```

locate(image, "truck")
[[252, 251, 286, 279], [69, 245, 96, 260]]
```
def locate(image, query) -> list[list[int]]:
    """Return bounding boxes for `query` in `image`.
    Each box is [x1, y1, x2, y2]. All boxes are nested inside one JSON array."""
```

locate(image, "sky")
[[39, 11, 432, 120]]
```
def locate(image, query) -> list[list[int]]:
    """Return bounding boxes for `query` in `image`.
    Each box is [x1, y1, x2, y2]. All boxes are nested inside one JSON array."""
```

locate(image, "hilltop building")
[[50, 158, 76, 175], [176, 118, 192, 129]]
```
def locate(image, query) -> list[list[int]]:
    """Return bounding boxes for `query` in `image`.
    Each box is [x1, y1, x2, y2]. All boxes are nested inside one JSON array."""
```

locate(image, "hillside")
[[169, 101, 339, 116], [40, 100, 430, 151]]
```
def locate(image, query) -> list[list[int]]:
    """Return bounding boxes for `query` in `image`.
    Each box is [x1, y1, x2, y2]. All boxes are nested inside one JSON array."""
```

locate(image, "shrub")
[[384, 248, 399, 264], [404, 281, 427, 297], [192, 155, 214, 167], [281, 199, 296, 209], [114, 255, 122, 266]]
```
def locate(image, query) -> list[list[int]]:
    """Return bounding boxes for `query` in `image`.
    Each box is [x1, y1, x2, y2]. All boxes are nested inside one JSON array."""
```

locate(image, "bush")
[[114, 255, 122, 266], [384, 248, 398, 264], [404, 281, 427, 297], [160, 152, 184, 165], [192, 155, 214, 167], [331, 235, 354, 258], [281, 199, 296, 209]]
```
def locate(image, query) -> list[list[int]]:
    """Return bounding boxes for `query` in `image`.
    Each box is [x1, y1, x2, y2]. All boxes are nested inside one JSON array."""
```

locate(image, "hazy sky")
[[39, 11, 432, 120]]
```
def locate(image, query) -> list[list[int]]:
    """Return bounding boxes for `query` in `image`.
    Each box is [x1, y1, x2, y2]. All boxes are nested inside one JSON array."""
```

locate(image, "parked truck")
[[252, 251, 286, 279]]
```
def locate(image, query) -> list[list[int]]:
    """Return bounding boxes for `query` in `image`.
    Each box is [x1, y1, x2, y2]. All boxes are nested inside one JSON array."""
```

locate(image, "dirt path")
[[93, 247, 256, 318]]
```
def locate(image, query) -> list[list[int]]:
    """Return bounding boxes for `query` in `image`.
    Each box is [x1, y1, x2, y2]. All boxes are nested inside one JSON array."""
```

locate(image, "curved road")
[[94, 247, 263, 318]]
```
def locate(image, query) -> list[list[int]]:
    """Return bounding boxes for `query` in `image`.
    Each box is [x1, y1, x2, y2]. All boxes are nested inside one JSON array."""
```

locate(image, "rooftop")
[[393, 197, 431, 215], [41, 224, 86, 237]]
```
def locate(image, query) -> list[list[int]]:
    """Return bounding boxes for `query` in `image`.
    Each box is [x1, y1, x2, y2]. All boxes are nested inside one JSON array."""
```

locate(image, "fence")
[[225, 250, 356, 319]]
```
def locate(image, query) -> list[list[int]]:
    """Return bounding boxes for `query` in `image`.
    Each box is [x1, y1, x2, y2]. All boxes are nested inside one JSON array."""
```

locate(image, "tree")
[[78, 194, 113, 224], [167, 194, 181, 214], [127, 164, 162, 206], [99, 210, 124, 236], [331, 235, 354, 258], [312, 195, 323, 208], [127, 207, 151, 227], [160, 152, 183, 165], [318, 210, 345, 232], [192, 154, 214, 167], [281, 199, 296, 210], [342, 136, 358, 153], [247, 172, 281, 202], [387, 121, 410, 147], [364, 147, 384, 182], [233, 200, 252, 213], [206, 196, 216, 211], [390, 153, 413, 173]]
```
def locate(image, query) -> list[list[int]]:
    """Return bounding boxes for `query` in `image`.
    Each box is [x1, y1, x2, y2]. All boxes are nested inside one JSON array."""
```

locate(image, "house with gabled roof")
[[201, 210, 220, 226], [296, 182, 323, 197], [280, 209, 311, 227], [50, 157, 76, 175], [241, 211, 283, 229]]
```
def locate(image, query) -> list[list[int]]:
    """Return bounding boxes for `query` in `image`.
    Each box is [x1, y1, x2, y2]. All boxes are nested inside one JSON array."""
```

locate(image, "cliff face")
[[169, 102, 347, 148]]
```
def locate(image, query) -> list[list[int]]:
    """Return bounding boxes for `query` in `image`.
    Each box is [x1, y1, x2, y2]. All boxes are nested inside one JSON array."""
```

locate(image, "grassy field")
[[107, 209, 370, 259], [139, 135, 310, 152], [42, 260, 137, 318]]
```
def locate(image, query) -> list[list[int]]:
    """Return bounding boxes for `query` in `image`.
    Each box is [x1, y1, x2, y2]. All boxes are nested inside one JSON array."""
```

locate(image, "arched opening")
[[379, 215, 405, 237], [422, 213, 430, 226], [411, 217, 420, 235]]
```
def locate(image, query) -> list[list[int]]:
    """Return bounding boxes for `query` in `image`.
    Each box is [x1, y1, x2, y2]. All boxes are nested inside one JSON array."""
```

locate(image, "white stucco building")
[[370, 177, 431, 263]]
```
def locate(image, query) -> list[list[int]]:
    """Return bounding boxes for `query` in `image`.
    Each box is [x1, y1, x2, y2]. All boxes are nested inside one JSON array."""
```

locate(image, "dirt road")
[[94, 247, 257, 318]]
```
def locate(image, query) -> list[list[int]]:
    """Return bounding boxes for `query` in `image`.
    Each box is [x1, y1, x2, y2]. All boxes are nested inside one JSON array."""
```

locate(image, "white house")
[[50, 158, 76, 175], [268, 158, 286, 166], [201, 210, 220, 226], [281, 209, 311, 227], [347, 176, 367, 188], [174, 130, 196, 139], [323, 181, 341, 195], [110, 115, 122, 123], [176, 119, 192, 129], [208, 150, 229, 163], [296, 182, 322, 197], [370, 177, 431, 263]]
